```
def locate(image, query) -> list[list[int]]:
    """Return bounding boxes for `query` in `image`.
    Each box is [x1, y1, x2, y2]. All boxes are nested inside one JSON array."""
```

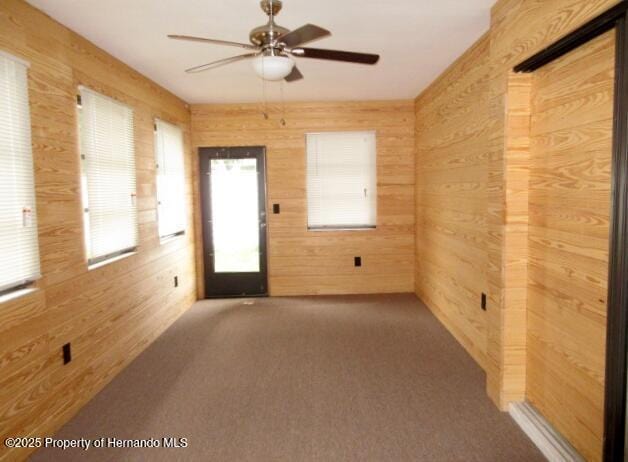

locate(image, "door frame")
[[514, 2, 628, 460], [198, 146, 269, 298]]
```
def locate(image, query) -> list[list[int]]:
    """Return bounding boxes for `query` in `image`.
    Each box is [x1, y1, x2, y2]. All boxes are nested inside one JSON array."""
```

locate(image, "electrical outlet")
[[63, 343, 72, 364], [354, 256, 362, 267], [174, 276, 179, 288], [481, 293, 487, 311]]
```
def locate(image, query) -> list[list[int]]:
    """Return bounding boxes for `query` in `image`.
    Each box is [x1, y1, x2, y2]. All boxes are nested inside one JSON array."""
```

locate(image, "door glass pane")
[[210, 158, 260, 272]]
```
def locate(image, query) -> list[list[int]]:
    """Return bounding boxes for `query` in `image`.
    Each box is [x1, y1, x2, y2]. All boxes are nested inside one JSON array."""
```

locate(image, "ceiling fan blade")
[[185, 53, 259, 73], [276, 24, 330, 48], [284, 66, 303, 82], [168, 34, 259, 50], [291, 47, 380, 65]]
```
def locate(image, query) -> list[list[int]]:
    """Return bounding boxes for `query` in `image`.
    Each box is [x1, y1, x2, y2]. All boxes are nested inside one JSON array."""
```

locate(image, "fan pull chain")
[[260, 59, 269, 119], [279, 80, 286, 127]]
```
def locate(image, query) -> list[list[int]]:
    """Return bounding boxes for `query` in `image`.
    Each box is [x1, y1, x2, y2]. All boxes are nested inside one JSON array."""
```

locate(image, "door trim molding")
[[513, 2, 627, 73], [513, 3, 628, 460]]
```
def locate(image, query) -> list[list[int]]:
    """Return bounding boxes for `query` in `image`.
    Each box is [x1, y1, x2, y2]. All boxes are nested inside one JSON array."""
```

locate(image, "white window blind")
[[78, 86, 137, 265], [0, 52, 40, 292], [306, 131, 377, 230], [154, 119, 186, 239]]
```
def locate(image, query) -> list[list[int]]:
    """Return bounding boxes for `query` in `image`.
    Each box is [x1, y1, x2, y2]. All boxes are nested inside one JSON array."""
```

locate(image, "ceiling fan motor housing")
[[249, 24, 289, 48], [250, 0, 289, 47]]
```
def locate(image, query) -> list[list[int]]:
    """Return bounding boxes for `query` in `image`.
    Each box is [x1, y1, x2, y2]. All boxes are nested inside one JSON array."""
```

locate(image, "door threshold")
[[509, 401, 584, 461], [203, 293, 269, 300]]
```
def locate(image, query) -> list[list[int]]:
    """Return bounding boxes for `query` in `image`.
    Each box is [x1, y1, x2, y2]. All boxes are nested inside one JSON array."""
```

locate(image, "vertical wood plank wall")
[[526, 31, 615, 461], [191, 102, 416, 297], [414, 35, 491, 369], [0, 2, 196, 460]]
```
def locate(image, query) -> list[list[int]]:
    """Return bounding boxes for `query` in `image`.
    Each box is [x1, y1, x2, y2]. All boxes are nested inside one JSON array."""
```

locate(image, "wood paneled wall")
[[415, 0, 619, 459], [1, 0, 621, 460], [191, 101, 415, 297], [526, 31, 615, 461], [414, 34, 491, 369], [486, 0, 619, 410], [0, 1, 196, 460]]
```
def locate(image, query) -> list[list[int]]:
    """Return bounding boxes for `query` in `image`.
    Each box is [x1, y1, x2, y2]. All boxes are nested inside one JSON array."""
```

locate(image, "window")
[[0, 52, 40, 293], [154, 119, 186, 240], [306, 131, 377, 230], [78, 86, 137, 266]]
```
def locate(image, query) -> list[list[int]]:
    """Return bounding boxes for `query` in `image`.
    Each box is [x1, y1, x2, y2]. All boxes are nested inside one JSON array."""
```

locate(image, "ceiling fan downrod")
[[249, 0, 289, 49]]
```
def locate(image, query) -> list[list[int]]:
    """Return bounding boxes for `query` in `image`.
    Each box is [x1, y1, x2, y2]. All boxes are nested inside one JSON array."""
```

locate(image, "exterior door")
[[199, 147, 268, 298]]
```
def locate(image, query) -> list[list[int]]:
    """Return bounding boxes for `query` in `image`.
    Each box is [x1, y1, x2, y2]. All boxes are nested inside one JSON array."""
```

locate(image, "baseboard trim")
[[509, 401, 584, 462]]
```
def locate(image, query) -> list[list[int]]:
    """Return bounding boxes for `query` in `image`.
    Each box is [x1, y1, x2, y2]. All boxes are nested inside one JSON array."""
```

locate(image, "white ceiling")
[[27, 0, 493, 104]]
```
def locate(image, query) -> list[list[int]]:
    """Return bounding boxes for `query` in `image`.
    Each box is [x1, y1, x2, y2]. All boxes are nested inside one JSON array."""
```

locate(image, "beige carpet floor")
[[31, 294, 544, 461]]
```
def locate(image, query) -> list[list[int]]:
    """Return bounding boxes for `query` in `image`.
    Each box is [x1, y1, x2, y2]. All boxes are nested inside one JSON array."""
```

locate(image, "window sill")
[[160, 231, 185, 245], [88, 251, 136, 271], [307, 226, 376, 232], [0, 287, 38, 305]]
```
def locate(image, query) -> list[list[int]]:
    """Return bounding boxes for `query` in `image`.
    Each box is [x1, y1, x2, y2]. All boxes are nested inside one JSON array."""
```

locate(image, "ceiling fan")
[[168, 0, 380, 82]]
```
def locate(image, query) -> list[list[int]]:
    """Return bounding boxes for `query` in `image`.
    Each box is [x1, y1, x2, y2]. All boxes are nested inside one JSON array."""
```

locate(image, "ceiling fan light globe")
[[252, 55, 295, 81]]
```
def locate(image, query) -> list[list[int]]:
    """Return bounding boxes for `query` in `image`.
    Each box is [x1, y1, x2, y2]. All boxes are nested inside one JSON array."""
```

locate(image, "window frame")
[[0, 50, 41, 294], [305, 130, 378, 232], [77, 85, 138, 268], [153, 118, 187, 243]]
